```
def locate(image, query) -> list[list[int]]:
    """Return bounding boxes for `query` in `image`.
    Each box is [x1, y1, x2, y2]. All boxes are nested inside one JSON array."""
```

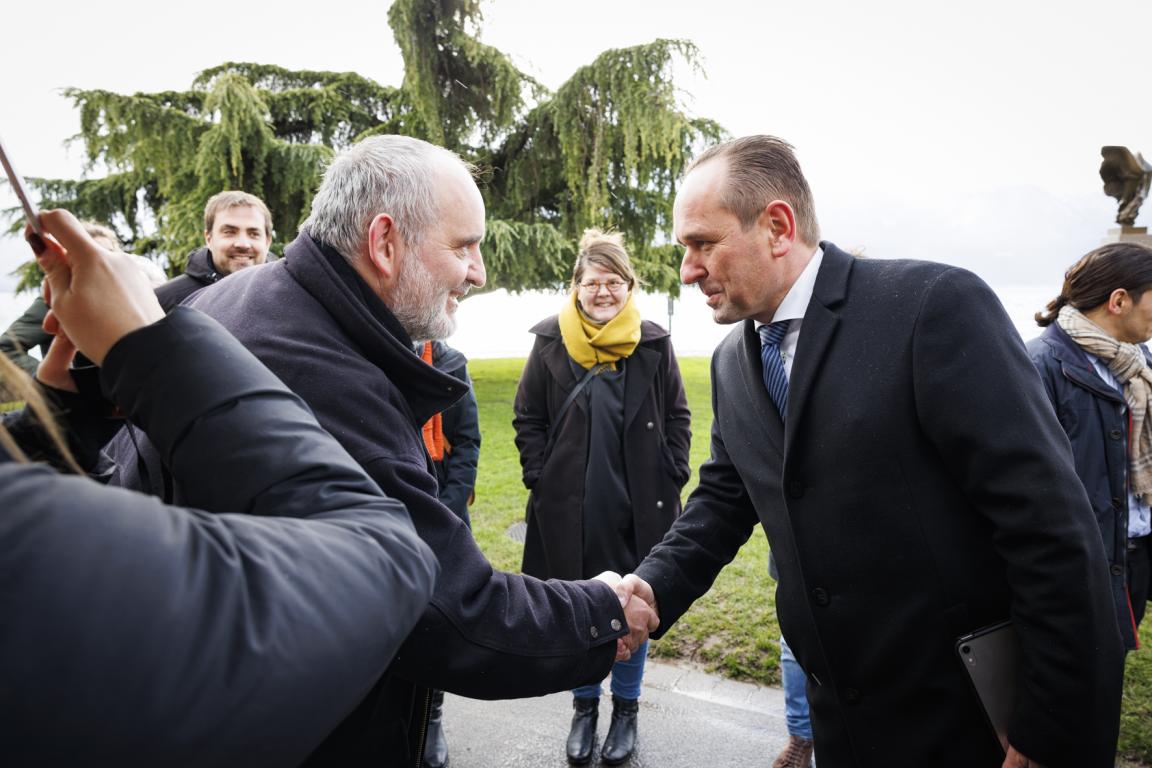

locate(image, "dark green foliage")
[[388, 0, 539, 150], [10, 0, 723, 296]]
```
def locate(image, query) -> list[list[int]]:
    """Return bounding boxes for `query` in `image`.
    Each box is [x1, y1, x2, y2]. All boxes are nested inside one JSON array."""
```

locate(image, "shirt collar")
[[771, 245, 824, 324]]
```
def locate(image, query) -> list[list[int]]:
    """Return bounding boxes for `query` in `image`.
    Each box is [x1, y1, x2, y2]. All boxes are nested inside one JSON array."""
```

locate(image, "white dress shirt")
[[756, 246, 824, 379]]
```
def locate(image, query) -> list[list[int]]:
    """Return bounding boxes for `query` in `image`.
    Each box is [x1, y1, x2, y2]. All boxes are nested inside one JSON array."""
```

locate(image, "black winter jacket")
[[113, 233, 627, 766], [0, 310, 438, 765], [154, 246, 223, 312], [514, 316, 692, 581]]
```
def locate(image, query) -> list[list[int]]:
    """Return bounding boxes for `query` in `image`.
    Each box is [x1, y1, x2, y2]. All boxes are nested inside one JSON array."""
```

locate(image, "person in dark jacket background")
[[108, 135, 658, 766], [1, 210, 437, 766], [1028, 242, 1152, 654], [514, 229, 691, 766], [415, 338, 481, 768], [419, 339, 481, 526], [154, 190, 274, 312]]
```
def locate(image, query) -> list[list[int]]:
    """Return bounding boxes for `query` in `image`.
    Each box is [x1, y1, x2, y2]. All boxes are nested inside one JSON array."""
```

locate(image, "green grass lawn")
[[468, 357, 1152, 765]]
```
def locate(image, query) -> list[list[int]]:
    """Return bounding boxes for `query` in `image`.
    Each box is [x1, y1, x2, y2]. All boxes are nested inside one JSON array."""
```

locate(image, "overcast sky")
[[2, 0, 1149, 298]]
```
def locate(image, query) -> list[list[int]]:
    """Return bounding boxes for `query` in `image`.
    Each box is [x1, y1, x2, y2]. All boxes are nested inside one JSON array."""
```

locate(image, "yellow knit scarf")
[[558, 291, 641, 370]]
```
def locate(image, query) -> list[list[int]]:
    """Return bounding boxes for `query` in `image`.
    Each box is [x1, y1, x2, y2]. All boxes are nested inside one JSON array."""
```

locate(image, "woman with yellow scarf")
[[514, 230, 692, 766]]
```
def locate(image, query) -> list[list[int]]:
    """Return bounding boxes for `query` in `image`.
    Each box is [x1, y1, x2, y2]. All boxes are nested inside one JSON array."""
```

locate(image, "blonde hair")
[[81, 221, 122, 250], [570, 229, 640, 292], [0, 354, 82, 473]]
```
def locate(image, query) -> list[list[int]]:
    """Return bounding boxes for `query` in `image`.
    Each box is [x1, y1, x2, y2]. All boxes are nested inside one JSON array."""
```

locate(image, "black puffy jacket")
[[0, 310, 438, 765]]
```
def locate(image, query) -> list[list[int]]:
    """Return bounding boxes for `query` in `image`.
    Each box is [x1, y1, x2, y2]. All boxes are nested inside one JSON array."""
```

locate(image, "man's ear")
[[366, 213, 400, 281], [204, 230, 212, 247], [759, 200, 798, 257], [1108, 288, 1130, 315]]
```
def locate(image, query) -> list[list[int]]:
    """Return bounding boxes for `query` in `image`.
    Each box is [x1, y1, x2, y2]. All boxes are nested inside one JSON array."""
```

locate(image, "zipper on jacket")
[[412, 688, 433, 768]]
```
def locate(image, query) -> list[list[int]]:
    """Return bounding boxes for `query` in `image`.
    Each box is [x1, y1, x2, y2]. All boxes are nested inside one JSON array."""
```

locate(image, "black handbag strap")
[[545, 363, 605, 449]]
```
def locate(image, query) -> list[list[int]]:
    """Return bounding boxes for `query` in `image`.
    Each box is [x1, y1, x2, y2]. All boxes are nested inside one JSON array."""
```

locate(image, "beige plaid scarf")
[[1057, 304, 1152, 501]]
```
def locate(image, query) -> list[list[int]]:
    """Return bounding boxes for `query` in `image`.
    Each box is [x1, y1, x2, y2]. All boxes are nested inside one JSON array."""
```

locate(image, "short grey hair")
[[303, 135, 473, 260]]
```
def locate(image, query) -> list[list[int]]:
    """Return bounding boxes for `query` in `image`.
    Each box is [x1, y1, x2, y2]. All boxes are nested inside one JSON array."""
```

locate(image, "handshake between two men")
[[595, 572, 658, 661]]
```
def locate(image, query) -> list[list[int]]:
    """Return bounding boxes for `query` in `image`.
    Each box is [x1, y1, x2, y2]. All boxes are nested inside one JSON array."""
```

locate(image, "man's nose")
[[680, 249, 705, 285], [468, 246, 486, 289]]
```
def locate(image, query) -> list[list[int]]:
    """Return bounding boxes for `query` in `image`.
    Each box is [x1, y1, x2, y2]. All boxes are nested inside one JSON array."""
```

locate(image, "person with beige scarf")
[[1028, 242, 1152, 657]]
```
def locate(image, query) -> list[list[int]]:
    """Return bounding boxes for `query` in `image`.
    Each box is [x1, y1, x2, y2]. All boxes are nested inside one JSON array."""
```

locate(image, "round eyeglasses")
[[579, 279, 628, 293]]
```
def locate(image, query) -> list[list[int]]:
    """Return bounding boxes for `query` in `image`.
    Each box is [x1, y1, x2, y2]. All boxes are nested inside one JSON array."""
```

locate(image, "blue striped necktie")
[[759, 321, 790, 421]]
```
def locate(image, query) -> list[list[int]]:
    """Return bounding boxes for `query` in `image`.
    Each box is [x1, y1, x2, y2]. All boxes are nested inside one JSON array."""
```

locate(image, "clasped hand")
[[593, 572, 659, 661]]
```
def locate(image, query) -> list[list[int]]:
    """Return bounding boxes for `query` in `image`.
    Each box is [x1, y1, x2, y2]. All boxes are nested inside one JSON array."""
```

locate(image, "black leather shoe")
[[600, 696, 638, 765], [566, 696, 599, 765], [421, 689, 448, 768]]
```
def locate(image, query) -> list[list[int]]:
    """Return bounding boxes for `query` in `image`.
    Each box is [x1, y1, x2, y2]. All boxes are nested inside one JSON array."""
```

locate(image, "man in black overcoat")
[[621, 136, 1124, 767]]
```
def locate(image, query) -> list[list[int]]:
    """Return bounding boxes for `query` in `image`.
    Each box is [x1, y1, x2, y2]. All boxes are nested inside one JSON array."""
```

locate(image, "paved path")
[[440, 659, 790, 767]]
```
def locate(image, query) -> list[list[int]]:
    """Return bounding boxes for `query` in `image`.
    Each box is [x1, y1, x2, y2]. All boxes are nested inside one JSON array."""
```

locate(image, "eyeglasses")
[[579, 279, 629, 293]]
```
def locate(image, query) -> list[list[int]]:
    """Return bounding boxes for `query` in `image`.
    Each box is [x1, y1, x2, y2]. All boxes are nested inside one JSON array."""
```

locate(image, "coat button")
[[610, 619, 622, 631], [656, 500, 664, 509], [787, 480, 804, 499], [1110, 429, 1123, 440], [646, 421, 655, 430], [843, 688, 861, 705], [812, 587, 830, 606], [1111, 564, 1124, 577], [1113, 497, 1124, 510], [590, 626, 600, 639]]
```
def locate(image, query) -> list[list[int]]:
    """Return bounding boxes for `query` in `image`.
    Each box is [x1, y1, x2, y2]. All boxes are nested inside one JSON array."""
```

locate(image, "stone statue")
[[1100, 146, 1152, 226]]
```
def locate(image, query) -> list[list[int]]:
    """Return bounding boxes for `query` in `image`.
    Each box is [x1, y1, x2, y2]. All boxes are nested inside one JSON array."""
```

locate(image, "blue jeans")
[[781, 636, 813, 740], [573, 640, 647, 700]]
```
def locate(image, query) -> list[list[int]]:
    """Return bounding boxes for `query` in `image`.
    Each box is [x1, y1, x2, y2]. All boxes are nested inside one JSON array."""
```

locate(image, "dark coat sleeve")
[[635, 350, 760, 634], [0, 296, 50, 378], [103, 314, 625, 702], [0, 309, 438, 766], [438, 366, 480, 520], [363, 452, 624, 699], [512, 336, 552, 490]]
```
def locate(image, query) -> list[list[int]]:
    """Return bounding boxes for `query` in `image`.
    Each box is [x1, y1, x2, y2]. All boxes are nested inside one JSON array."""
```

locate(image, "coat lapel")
[[785, 244, 851, 448], [1043, 324, 1126, 403], [623, 345, 660, 431], [736, 320, 785, 456], [539, 335, 587, 416]]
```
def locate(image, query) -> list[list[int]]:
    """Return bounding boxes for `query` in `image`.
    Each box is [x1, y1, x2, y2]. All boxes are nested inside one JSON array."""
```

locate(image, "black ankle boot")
[[566, 696, 599, 765], [599, 696, 638, 765], [421, 689, 448, 768]]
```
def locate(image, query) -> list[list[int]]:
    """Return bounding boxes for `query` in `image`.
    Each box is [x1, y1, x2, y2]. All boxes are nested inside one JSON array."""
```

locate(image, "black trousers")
[[1130, 535, 1151, 630]]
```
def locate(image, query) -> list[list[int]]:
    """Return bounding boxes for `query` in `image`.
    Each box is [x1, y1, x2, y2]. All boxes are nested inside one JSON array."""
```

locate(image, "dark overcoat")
[[635, 244, 1124, 767], [1027, 322, 1149, 648], [513, 316, 692, 580]]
